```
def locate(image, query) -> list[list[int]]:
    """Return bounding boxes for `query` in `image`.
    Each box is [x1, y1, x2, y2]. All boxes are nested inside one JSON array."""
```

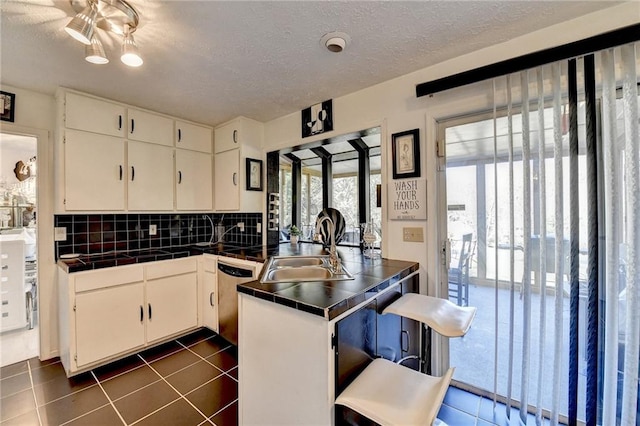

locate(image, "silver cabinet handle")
[[178, 171, 182, 184], [232, 129, 238, 144], [148, 303, 152, 320], [232, 172, 237, 186], [210, 292, 214, 307]]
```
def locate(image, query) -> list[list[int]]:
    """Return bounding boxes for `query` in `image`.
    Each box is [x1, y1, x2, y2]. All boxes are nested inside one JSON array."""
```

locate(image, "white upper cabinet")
[[65, 92, 126, 137], [64, 129, 126, 211], [214, 117, 263, 154], [128, 142, 175, 211], [175, 120, 212, 153], [57, 89, 214, 213], [214, 149, 240, 211], [176, 150, 213, 211], [127, 108, 173, 146]]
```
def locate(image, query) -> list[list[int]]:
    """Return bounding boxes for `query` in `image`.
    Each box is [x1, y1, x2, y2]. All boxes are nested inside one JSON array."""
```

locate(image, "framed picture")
[[0, 91, 15, 122], [391, 129, 420, 179], [246, 158, 263, 191], [301, 99, 333, 138]]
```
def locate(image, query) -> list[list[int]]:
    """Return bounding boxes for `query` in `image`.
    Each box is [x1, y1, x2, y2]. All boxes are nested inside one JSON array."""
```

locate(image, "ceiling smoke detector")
[[320, 32, 351, 53]]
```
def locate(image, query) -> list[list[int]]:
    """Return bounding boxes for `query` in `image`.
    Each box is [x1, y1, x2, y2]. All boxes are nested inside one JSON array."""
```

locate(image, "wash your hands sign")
[[388, 178, 427, 220]]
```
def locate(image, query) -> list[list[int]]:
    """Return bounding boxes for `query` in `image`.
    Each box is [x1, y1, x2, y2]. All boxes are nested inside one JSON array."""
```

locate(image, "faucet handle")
[[313, 233, 324, 243]]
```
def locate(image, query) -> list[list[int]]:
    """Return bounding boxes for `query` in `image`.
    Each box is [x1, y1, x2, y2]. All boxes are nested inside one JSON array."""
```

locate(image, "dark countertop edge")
[[57, 243, 273, 273], [237, 259, 419, 321]]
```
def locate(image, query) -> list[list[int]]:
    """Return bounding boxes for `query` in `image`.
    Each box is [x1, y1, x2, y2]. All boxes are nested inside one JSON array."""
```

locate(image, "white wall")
[[263, 3, 640, 295], [0, 84, 57, 360]]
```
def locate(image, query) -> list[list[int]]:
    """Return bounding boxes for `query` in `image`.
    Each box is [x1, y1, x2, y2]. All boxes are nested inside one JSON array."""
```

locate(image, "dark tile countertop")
[[57, 243, 274, 273], [57, 242, 419, 322], [238, 243, 419, 321]]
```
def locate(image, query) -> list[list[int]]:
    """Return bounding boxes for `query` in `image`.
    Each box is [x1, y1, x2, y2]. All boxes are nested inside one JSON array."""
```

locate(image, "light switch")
[[257, 222, 262, 234], [149, 224, 157, 236], [54, 227, 67, 241], [403, 227, 424, 242]]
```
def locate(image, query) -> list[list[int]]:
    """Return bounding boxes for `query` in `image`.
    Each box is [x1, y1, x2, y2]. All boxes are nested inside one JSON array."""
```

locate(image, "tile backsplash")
[[54, 212, 262, 259]]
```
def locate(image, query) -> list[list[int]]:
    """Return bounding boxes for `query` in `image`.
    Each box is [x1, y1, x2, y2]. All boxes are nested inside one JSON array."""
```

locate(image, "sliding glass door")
[[437, 43, 639, 425]]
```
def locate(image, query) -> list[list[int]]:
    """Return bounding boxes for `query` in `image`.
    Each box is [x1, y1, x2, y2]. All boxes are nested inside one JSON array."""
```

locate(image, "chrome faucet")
[[314, 216, 343, 274]]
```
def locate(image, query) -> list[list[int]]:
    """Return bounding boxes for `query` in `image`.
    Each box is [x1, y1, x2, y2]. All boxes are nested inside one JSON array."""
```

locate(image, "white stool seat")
[[383, 293, 477, 337], [335, 358, 454, 426]]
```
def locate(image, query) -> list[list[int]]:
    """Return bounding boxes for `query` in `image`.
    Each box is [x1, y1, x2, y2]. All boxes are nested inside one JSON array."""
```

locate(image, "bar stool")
[[335, 294, 476, 426]]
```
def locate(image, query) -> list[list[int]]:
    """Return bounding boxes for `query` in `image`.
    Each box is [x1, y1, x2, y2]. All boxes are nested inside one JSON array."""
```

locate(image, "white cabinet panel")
[[75, 282, 145, 367], [128, 141, 174, 211], [214, 149, 240, 211], [176, 120, 212, 153], [146, 272, 198, 343], [0, 240, 26, 332], [214, 121, 240, 154], [214, 117, 262, 154], [128, 109, 173, 146], [202, 256, 218, 332], [65, 92, 126, 137], [64, 129, 125, 211], [176, 150, 212, 211]]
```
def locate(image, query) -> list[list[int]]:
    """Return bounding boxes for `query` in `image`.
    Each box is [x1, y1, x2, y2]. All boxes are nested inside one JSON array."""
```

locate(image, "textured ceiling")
[[0, 1, 621, 127]]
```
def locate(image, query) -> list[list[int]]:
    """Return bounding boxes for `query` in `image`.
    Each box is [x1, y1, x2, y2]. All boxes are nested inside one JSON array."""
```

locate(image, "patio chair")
[[448, 233, 474, 306], [336, 294, 476, 425]]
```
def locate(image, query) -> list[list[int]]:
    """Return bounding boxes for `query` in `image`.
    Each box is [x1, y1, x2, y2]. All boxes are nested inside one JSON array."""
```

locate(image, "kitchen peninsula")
[[237, 244, 420, 425]]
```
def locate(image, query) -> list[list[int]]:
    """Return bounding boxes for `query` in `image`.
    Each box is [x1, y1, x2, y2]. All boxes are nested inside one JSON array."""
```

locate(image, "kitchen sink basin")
[[260, 255, 354, 283]]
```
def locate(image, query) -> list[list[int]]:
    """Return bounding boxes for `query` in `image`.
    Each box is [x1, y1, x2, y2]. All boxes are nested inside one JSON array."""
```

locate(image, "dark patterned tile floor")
[[0, 328, 236, 425], [1, 327, 511, 425]]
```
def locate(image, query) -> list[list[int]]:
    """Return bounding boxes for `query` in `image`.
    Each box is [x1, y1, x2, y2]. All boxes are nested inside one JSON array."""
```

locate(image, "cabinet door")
[[146, 272, 198, 343], [65, 92, 126, 137], [214, 121, 240, 153], [214, 149, 240, 211], [176, 150, 212, 211], [128, 109, 173, 146], [0, 240, 26, 332], [128, 142, 174, 211], [64, 129, 125, 211], [75, 282, 145, 367], [176, 120, 212, 153], [202, 258, 218, 333]]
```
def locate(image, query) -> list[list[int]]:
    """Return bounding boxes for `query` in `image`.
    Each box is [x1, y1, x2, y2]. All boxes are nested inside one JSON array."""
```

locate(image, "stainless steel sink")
[[260, 255, 354, 283]]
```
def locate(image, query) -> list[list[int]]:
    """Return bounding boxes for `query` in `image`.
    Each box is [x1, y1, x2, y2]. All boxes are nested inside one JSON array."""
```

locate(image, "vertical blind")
[[480, 42, 639, 425]]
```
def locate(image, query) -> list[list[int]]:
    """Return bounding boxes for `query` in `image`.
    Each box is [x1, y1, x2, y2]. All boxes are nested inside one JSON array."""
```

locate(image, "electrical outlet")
[[149, 224, 157, 236], [403, 227, 424, 242], [54, 227, 67, 242], [238, 222, 245, 232], [257, 222, 262, 234]]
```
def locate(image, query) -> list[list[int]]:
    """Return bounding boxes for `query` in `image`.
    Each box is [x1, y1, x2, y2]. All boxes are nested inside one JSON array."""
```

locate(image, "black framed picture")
[[246, 158, 263, 191], [0, 91, 15, 122], [301, 99, 333, 138], [391, 129, 420, 179]]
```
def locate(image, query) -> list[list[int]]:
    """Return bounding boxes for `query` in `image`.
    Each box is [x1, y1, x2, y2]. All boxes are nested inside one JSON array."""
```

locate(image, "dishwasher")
[[217, 259, 259, 346]]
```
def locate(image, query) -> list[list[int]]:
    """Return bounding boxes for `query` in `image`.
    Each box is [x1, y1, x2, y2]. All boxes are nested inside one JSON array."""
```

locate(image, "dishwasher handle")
[[218, 262, 254, 278]]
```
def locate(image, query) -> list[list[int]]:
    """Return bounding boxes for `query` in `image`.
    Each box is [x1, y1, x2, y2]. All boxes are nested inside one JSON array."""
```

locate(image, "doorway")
[[0, 132, 39, 366]]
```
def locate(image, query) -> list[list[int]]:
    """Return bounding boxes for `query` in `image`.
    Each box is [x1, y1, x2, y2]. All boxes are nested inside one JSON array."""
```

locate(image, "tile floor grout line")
[[96, 362, 153, 384], [208, 397, 237, 422], [177, 340, 229, 376], [58, 402, 114, 426], [107, 376, 164, 403], [26, 359, 43, 426], [136, 352, 213, 424], [90, 370, 127, 426]]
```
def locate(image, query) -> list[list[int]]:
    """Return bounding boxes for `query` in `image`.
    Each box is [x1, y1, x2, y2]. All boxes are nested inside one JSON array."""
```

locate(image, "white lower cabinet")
[[146, 268, 198, 343], [59, 257, 199, 376], [202, 256, 218, 332], [75, 283, 145, 367]]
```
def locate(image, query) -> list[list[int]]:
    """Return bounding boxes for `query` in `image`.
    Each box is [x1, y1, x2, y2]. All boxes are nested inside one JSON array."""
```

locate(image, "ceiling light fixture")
[[65, 0, 142, 67], [320, 31, 351, 53]]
